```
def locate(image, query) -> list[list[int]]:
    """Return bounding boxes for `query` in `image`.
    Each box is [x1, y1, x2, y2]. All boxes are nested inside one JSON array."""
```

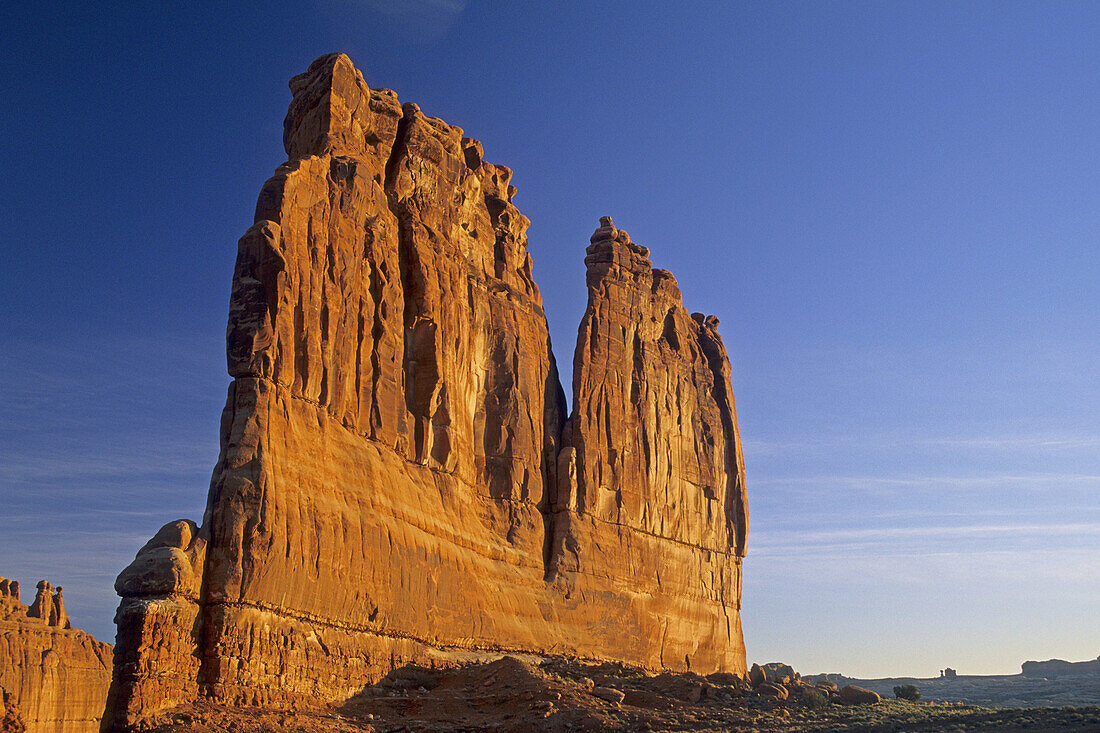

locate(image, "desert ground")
[[131, 656, 1100, 732]]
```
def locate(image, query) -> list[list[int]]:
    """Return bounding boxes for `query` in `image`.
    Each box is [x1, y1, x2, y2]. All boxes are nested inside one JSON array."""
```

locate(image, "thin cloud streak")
[[751, 521, 1100, 549], [2, 508, 201, 523], [746, 546, 1100, 586], [743, 433, 1100, 456], [759, 505, 1100, 527], [750, 473, 1100, 491], [0, 448, 214, 483]]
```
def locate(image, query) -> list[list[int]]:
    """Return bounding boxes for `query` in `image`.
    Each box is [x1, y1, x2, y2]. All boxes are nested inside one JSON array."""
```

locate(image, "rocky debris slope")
[[103, 52, 749, 730], [746, 662, 882, 705], [118, 656, 1100, 733], [0, 575, 112, 733], [1, 687, 27, 733]]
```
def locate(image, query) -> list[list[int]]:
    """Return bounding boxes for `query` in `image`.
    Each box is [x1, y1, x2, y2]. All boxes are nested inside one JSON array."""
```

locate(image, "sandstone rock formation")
[[24, 585, 68, 632], [0, 575, 112, 733], [749, 662, 798, 687], [102, 52, 748, 730]]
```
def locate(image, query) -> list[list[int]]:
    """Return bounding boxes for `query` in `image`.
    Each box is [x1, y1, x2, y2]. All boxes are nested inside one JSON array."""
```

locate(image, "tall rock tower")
[[102, 53, 748, 730]]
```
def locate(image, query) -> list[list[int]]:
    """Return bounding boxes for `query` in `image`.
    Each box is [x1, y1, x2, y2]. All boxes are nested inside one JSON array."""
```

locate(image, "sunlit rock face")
[[102, 53, 748, 730], [0, 575, 112, 733], [551, 216, 749, 671]]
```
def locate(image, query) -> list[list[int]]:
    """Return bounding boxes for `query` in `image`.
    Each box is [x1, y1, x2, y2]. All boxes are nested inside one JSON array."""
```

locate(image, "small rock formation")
[[102, 521, 206, 727], [757, 681, 788, 699], [0, 574, 113, 733], [748, 662, 799, 686], [49, 589, 69, 631], [25, 584, 50, 623], [745, 662, 884, 706], [17, 583, 69, 631], [102, 53, 749, 730]]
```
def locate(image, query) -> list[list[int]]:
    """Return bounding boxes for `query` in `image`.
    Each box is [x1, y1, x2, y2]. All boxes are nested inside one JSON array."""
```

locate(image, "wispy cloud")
[[921, 435, 1100, 450], [0, 442, 215, 484], [744, 432, 1100, 457], [750, 473, 1100, 495], [751, 521, 1100, 550], [746, 520, 1100, 591], [747, 535, 1100, 585], [0, 332, 216, 643]]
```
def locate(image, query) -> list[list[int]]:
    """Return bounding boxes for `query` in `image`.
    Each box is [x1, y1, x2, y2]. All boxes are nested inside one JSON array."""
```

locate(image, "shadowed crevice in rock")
[[694, 313, 749, 558]]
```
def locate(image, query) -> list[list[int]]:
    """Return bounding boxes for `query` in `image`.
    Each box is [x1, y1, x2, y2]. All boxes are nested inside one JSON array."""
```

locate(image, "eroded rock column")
[[548, 217, 748, 672]]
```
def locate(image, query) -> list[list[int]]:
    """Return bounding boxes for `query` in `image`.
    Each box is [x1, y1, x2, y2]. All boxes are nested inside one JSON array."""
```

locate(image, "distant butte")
[[101, 53, 749, 730]]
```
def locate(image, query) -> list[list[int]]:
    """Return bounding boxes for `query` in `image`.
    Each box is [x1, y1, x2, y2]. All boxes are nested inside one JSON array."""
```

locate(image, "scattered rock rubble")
[[127, 656, 1100, 733]]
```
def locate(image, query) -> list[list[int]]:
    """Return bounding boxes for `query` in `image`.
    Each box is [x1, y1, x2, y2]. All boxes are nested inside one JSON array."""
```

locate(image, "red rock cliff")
[[101, 53, 748, 730], [0, 576, 112, 733]]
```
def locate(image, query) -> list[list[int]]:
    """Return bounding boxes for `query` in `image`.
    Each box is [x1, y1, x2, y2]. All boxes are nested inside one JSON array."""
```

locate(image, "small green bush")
[[893, 684, 920, 701], [807, 688, 831, 709], [796, 687, 830, 710]]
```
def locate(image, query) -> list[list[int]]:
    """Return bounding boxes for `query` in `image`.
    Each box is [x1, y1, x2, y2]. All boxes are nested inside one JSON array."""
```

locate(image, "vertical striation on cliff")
[[102, 53, 748, 730]]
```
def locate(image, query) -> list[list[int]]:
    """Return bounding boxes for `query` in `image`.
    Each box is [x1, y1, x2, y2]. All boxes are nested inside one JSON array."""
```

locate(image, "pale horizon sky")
[[1, 1, 1097, 678]]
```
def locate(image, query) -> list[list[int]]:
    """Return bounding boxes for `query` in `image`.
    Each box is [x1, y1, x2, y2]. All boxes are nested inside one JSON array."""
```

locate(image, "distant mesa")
[[806, 656, 1100, 708], [1021, 656, 1100, 679], [0, 573, 112, 733], [100, 52, 750, 730]]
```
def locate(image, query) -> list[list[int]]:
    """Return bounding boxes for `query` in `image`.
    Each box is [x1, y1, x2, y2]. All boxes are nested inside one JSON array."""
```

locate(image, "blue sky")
[[1, 1, 1097, 678]]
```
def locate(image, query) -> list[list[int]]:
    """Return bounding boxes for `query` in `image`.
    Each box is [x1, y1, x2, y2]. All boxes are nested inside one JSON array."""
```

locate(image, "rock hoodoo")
[[102, 53, 749, 730], [24, 584, 68, 631], [0, 575, 113, 733]]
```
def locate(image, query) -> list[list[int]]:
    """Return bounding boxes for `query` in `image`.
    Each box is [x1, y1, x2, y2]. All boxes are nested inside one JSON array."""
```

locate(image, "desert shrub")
[[800, 688, 830, 710], [893, 684, 920, 701]]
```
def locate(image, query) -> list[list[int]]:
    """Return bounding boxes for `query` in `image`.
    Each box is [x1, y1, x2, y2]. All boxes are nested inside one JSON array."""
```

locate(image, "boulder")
[[757, 682, 788, 700], [592, 687, 626, 705], [748, 663, 766, 687], [706, 671, 743, 686], [761, 662, 797, 684], [839, 685, 882, 704]]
